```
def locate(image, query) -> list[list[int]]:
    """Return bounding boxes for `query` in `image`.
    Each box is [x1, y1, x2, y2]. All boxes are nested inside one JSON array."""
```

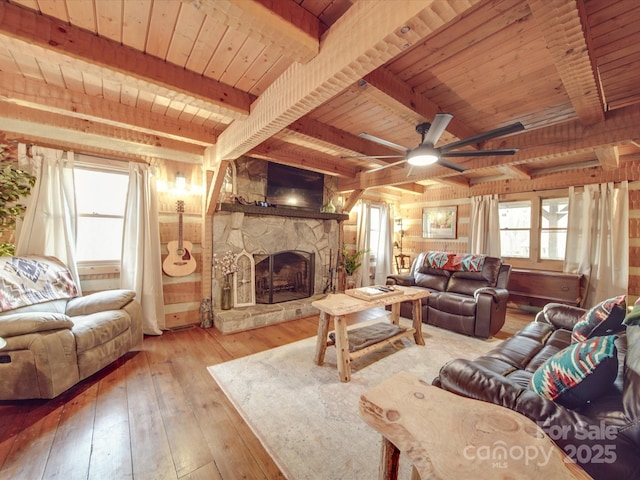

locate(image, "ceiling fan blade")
[[440, 122, 524, 152], [340, 154, 405, 159], [364, 159, 407, 173], [423, 113, 453, 145], [438, 159, 468, 173], [358, 132, 408, 152], [441, 148, 519, 157]]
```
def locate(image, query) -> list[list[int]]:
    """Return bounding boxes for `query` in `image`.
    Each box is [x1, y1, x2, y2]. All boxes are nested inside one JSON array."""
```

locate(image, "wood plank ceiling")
[[0, 0, 639, 197]]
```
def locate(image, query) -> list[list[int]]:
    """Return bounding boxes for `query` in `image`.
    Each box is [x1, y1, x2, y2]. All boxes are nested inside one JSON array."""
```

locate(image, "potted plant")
[[339, 244, 369, 289], [0, 144, 36, 256]]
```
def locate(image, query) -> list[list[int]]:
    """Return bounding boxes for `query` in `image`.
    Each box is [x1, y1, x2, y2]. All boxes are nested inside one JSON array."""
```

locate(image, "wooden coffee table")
[[312, 286, 429, 382], [360, 372, 593, 479]]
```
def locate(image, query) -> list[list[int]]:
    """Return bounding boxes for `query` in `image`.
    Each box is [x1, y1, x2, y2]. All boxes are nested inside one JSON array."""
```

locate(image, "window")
[[499, 193, 569, 267], [499, 200, 531, 258], [74, 166, 129, 263], [540, 197, 568, 260]]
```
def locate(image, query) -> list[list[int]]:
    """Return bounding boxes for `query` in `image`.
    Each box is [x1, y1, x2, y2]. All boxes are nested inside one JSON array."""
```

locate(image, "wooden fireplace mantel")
[[218, 202, 349, 221]]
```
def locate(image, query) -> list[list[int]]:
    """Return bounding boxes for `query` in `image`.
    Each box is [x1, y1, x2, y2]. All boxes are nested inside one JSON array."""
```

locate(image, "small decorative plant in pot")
[[339, 244, 369, 289]]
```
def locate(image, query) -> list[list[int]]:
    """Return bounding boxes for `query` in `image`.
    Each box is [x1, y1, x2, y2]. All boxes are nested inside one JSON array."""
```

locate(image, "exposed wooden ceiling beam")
[[0, 114, 203, 163], [527, 0, 604, 125], [211, 0, 482, 164], [0, 2, 252, 120], [498, 164, 532, 180], [594, 146, 619, 170], [342, 189, 365, 214], [0, 73, 218, 146], [387, 183, 426, 195], [183, 0, 320, 64], [531, 159, 600, 177], [432, 176, 470, 188], [248, 141, 358, 178], [286, 117, 400, 160], [362, 68, 477, 143]]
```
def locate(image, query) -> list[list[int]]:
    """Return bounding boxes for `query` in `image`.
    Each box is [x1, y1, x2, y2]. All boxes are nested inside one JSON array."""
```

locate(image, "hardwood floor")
[[0, 307, 533, 480]]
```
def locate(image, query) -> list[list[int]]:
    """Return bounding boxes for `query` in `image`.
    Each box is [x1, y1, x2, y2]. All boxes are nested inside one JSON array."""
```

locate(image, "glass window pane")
[[542, 198, 568, 228], [74, 168, 128, 215], [76, 217, 124, 262], [500, 230, 530, 258], [541, 230, 566, 260], [499, 201, 531, 228]]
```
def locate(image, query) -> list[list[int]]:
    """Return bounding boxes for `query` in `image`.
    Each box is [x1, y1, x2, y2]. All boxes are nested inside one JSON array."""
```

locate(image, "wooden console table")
[[312, 286, 429, 382], [508, 269, 583, 307], [359, 372, 592, 479]]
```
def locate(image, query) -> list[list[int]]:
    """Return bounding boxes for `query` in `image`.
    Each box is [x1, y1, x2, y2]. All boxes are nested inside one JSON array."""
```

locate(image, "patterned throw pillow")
[[529, 335, 618, 409], [571, 295, 626, 343]]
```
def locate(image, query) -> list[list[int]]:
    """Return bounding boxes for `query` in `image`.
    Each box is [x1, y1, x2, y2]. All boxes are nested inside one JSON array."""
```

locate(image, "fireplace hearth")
[[254, 250, 314, 304]]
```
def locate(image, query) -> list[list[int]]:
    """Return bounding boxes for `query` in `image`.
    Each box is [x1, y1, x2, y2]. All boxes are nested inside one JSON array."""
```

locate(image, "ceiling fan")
[[351, 113, 524, 174]]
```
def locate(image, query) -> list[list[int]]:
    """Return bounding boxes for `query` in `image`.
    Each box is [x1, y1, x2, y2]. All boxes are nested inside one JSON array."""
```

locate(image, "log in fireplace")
[[254, 250, 315, 304]]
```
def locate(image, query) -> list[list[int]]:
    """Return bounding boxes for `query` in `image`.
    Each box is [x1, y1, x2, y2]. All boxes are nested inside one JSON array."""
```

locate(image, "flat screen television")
[[266, 163, 324, 211]]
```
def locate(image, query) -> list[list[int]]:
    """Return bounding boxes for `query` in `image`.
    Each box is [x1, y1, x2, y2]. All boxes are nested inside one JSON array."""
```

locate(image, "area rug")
[[208, 319, 499, 479]]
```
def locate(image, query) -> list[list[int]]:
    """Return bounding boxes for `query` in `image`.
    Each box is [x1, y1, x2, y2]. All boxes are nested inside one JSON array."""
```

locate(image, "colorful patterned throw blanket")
[[423, 251, 487, 272], [0, 256, 78, 312]]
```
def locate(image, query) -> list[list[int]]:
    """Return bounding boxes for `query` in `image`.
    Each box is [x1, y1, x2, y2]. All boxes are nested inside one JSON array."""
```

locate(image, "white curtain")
[[355, 200, 370, 287], [469, 195, 501, 256], [371, 203, 394, 284], [15, 145, 82, 291], [355, 201, 394, 286], [121, 163, 165, 335], [564, 182, 628, 308]]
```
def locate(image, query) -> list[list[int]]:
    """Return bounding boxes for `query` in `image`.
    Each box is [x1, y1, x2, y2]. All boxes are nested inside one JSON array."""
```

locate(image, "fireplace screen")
[[254, 250, 314, 304]]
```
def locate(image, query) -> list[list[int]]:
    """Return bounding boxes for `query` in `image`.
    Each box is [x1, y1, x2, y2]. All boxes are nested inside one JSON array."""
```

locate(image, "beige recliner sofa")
[[0, 256, 143, 400]]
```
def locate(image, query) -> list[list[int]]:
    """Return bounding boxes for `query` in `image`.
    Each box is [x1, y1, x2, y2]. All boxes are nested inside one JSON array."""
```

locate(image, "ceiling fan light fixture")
[[407, 145, 438, 166]]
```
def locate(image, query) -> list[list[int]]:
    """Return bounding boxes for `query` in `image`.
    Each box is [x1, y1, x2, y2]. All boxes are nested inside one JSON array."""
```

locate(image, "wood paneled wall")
[[157, 159, 204, 329], [396, 166, 640, 305]]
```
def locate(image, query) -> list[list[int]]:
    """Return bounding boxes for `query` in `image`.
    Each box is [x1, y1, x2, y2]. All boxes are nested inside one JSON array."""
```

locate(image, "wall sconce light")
[[175, 171, 187, 190]]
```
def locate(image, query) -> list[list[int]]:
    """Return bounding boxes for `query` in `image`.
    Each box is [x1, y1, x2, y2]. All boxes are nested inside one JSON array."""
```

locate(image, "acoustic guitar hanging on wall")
[[163, 200, 197, 277]]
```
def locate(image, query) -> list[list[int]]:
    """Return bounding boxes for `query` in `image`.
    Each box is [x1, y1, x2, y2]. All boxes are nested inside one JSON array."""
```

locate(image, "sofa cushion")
[[414, 270, 450, 291], [530, 334, 619, 408], [446, 257, 502, 296], [71, 310, 131, 354], [65, 289, 136, 317], [571, 295, 626, 343], [0, 312, 73, 337], [427, 291, 476, 316]]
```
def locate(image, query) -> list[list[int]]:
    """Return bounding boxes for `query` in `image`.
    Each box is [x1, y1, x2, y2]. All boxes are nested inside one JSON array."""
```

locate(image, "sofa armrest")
[[535, 302, 587, 331], [0, 312, 73, 338], [386, 274, 414, 287], [65, 289, 136, 317], [474, 287, 509, 303]]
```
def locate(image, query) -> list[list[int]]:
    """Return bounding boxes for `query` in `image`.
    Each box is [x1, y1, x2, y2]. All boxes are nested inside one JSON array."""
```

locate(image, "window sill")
[[77, 263, 121, 276]]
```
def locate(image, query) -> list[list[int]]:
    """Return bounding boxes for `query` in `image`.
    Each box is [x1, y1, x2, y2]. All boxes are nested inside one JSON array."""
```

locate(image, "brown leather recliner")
[[433, 303, 640, 480], [386, 251, 511, 338]]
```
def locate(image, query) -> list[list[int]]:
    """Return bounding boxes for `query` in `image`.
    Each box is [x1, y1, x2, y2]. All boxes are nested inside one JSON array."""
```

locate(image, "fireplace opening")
[[254, 250, 315, 304]]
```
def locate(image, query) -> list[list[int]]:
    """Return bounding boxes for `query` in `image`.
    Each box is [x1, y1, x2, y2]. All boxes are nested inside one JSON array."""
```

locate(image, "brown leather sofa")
[[386, 251, 511, 338], [433, 302, 640, 480]]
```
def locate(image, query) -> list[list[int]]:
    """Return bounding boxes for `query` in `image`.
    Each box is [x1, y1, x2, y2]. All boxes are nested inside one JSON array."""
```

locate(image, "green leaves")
[[0, 144, 36, 253], [339, 244, 369, 276]]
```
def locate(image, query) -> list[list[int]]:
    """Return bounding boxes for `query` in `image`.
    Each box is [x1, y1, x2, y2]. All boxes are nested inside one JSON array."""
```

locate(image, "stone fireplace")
[[210, 157, 345, 334], [211, 206, 345, 333], [255, 250, 314, 304]]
